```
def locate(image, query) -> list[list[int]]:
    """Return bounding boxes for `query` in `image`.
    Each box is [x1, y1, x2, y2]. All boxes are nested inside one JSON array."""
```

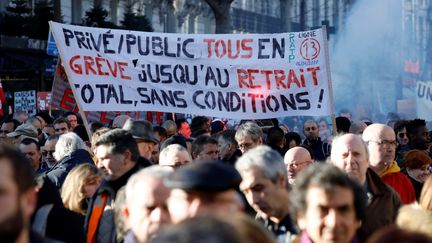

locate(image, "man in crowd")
[[164, 160, 242, 224], [217, 129, 242, 166], [0, 118, 20, 139], [41, 135, 59, 170], [123, 120, 159, 161], [284, 146, 313, 185], [19, 138, 42, 174], [236, 145, 297, 241], [86, 129, 151, 243], [176, 118, 191, 139], [26, 116, 48, 146], [159, 144, 192, 169], [302, 119, 331, 161], [266, 126, 286, 156], [7, 123, 39, 146], [53, 117, 71, 135], [0, 144, 49, 242], [47, 132, 93, 189], [191, 135, 218, 161], [235, 122, 263, 154], [362, 124, 416, 204], [123, 166, 173, 243], [330, 133, 402, 240], [291, 163, 366, 243], [64, 111, 79, 130], [406, 119, 430, 152]]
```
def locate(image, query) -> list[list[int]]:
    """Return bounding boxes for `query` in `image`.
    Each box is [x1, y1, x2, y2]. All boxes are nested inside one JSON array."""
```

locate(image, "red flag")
[[0, 79, 5, 116]]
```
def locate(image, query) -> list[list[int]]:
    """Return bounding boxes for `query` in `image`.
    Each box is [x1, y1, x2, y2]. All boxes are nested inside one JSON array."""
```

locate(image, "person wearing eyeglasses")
[[41, 134, 60, 170], [302, 119, 331, 162], [393, 120, 410, 166], [363, 123, 416, 204], [284, 146, 313, 185]]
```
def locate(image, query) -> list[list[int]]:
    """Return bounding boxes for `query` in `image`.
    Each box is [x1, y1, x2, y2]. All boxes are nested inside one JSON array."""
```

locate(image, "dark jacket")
[[360, 169, 402, 241], [32, 175, 85, 243], [302, 137, 330, 162], [45, 149, 93, 189], [84, 157, 151, 243]]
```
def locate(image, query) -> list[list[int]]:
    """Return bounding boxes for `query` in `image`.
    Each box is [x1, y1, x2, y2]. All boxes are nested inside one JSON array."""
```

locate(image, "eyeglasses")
[[368, 140, 398, 147], [287, 161, 310, 168], [42, 150, 55, 156]]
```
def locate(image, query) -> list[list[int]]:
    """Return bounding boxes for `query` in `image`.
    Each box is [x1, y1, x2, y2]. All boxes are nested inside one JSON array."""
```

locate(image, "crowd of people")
[[0, 109, 431, 243]]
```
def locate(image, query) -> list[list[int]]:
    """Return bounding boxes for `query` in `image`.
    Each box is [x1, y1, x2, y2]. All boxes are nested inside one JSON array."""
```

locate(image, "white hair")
[[159, 144, 191, 165], [235, 145, 287, 183], [125, 165, 173, 205], [54, 132, 88, 161]]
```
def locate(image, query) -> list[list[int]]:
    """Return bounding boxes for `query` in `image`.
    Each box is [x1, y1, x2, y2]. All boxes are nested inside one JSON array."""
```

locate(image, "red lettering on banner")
[[241, 39, 253, 58], [60, 88, 76, 111], [307, 66, 320, 86], [204, 38, 253, 59], [156, 112, 164, 125], [68, 55, 131, 80], [99, 112, 111, 123], [237, 67, 320, 90]]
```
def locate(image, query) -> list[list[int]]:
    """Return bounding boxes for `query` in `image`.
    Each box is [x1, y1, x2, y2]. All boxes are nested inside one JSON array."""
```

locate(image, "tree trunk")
[[204, 0, 233, 34], [53, 0, 61, 22]]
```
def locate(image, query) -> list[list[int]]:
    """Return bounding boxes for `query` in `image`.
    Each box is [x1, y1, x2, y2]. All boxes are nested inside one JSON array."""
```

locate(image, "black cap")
[[164, 160, 242, 192]]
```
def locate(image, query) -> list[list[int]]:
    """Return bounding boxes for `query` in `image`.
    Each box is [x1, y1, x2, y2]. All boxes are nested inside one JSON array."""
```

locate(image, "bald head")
[[330, 134, 369, 184], [362, 124, 397, 174], [284, 146, 313, 184]]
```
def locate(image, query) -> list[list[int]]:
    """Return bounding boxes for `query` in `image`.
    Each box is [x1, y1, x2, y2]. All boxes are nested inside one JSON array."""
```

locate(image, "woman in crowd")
[[403, 149, 432, 200], [61, 163, 103, 215]]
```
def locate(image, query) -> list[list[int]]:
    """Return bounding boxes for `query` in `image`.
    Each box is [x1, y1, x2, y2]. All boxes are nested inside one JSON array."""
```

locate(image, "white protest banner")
[[14, 90, 37, 116], [50, 59, 166, 124], [416, 81, 432, 120], [49, 22, 333, 119]]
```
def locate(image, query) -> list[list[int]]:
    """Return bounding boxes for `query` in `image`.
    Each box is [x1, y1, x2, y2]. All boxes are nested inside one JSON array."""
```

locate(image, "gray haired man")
[[236, 145, 297, 241]]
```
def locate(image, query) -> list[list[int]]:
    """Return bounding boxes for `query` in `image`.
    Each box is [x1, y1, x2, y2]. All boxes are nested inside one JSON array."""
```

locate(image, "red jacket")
[[381, 161, 416, 204]]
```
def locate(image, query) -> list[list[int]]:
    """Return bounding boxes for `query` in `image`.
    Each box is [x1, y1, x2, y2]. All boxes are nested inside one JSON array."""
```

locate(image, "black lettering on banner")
[[151, 88, 163, 105], [103, 33, 115, 54], [160, 65, 173, 83], [280, 94, 297, 110], [193, 91, 205, 109], [118, 34, 124, 53], [138, 36, 150, 55], [182, 38, 195, 58], [174, 91, 187, 108], [119, 86, 132, 104], [75, 31, 88, 49], [126, 34, 136, 54], [273, 38, 285, 58], [204, 91, 216, 109], [137, 87, 151, 103], [90, 33, 102, 52], [81, 84, 94, 103], [247, 93, 258, 113], [164, 37, 176, 57], [266, 95, 280, 112], [63, 28, 74, 47], [258, 38, 270, 59], [96, 84, 108, 103], [152, 36, 163, 56], [296, 92, 310, 110], [173, 64, 186, 84], [107, 85, 119, 103]]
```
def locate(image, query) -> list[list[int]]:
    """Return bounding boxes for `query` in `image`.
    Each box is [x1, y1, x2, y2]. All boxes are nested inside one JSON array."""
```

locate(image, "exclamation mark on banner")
[[317, 89, 324, 108]]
